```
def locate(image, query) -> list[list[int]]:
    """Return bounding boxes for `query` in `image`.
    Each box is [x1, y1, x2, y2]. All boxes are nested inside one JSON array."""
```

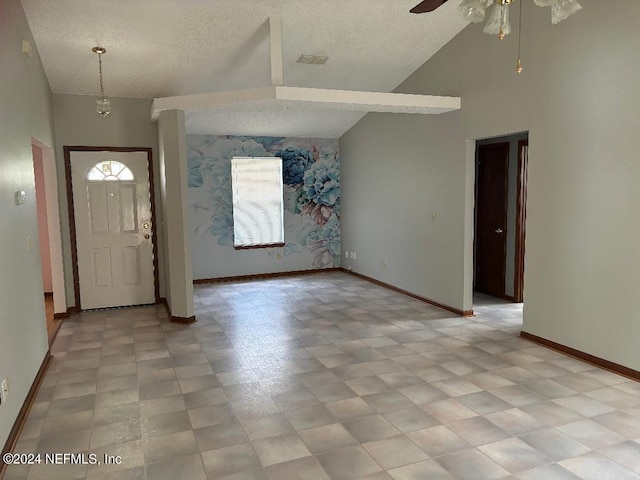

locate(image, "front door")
[[475, 142, 509, 297], [70, 150, 155, 309]]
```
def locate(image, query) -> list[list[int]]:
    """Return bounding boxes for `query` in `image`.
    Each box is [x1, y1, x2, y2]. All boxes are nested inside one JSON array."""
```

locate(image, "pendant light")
[[92, 46, 111, 117]]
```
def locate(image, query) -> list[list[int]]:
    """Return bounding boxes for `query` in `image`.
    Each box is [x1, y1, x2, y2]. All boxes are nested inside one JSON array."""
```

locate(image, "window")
[[87, 160, 134, 181], [231, 156, 284, 249]]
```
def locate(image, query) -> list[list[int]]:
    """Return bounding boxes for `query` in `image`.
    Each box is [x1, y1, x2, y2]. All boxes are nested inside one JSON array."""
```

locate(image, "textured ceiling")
[[20, 0, 468, 137]]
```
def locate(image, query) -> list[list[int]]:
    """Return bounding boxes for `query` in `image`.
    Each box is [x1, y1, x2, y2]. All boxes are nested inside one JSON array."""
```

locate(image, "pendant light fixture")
[[92, 46, 111, 117]]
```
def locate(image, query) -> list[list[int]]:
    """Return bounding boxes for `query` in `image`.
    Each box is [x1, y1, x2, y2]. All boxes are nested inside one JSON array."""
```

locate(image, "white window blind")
[[231, 156, 284, 248]]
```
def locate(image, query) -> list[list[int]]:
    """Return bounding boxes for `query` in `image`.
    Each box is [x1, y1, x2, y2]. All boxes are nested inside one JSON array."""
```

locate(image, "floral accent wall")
[[187, 135, 340, 278]]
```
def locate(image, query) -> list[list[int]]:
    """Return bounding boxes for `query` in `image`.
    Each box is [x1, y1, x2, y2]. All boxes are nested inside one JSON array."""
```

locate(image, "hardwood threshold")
[[48, 319, 64, 347]]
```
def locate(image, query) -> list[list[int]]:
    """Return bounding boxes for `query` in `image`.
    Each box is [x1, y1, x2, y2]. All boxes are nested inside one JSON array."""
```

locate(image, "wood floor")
[[44, 293, 60, 345]]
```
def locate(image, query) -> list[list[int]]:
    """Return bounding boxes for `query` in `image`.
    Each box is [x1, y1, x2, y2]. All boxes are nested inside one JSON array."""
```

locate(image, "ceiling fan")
[[410, 0, 583, 76], [410, 0, 449, 14]]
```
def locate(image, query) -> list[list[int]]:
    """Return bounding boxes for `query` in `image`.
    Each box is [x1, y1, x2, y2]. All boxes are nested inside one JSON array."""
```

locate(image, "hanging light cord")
[[98, 52, 105, 97], [516, 0, 524, 74]]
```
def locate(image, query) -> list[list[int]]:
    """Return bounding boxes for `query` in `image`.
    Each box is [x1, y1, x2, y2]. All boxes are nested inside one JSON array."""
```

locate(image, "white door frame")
[[32, 137, 67, 316], [64, 146, 159, 310]]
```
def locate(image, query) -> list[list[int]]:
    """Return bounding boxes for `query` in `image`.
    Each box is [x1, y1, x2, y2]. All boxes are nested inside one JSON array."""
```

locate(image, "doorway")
[[474, 133, 529, 302], [32, 138, 67, 344], [65, 147, 159, 310]]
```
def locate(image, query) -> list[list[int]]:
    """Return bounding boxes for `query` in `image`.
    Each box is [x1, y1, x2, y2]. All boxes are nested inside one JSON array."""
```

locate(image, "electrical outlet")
[[432, 211, 438, 222], [353, 252, 356, 260], [345, 251, 349, 259], [1, 377, 8, 404], [382, 261, 387, 269]]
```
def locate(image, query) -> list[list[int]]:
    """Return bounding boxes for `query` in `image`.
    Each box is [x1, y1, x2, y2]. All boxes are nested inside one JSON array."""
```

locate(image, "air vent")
[[296, 54, 329, 65]]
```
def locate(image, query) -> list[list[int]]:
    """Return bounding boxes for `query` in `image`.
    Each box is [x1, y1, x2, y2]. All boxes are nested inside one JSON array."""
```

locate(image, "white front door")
[[70, 150, 155, 309]]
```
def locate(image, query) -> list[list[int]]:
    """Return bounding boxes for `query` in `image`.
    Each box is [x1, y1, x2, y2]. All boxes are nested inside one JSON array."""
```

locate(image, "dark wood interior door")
[[475, 142, 509, 297]]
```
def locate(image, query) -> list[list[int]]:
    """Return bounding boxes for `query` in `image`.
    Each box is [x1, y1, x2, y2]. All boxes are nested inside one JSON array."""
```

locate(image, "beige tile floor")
[[4, 272, 640, 479]]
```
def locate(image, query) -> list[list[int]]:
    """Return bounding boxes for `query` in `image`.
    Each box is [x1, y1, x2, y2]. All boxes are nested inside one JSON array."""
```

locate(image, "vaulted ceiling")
[[21, 0, 469, 137]]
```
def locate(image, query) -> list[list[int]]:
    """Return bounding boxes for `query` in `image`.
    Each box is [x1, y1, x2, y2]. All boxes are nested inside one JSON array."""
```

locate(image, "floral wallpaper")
[[187, 135, 340, 277]]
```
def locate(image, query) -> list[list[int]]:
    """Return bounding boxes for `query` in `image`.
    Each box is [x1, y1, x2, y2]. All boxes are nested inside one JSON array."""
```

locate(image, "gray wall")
[[341, 0, 640, 370], [52, 94, 164, 305], [0, 0, 54, 448], [341, 110, 471, 311]]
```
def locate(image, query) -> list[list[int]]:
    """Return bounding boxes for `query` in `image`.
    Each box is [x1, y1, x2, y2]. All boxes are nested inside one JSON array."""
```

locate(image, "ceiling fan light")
[[458, 0, 487, 23], [551, 0, 582, 24], [483, 3, 511, 36]]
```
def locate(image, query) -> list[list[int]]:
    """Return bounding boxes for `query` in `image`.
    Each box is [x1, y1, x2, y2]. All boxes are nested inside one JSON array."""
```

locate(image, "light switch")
[[22, 40, 33, 58], [15, 191, 26, 205]]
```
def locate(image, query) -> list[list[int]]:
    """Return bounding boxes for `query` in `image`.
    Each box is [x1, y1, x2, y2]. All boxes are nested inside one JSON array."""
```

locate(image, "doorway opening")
[[32, 138, 67, 344], [474, 132, 529, 303]]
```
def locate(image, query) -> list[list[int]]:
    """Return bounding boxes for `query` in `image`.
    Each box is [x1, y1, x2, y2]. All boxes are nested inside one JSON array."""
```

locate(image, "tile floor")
[[4, 272, 640, 479]]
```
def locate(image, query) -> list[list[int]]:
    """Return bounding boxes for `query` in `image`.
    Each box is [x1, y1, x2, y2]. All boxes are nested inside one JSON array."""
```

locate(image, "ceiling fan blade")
[[410, 0, 449, 14]]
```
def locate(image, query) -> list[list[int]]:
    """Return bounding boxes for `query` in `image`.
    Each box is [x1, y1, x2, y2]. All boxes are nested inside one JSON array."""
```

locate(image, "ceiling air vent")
[[296, 54, 329, 65]]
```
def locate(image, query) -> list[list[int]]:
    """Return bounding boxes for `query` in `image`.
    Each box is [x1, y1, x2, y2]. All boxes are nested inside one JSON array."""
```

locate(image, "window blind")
[[231, 157, 284, 248]]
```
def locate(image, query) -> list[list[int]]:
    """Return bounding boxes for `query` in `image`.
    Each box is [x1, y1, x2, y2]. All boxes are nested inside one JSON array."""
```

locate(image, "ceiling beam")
[[150, 86, 460, 120], [269, 16, 284, 86], [275, 86, 460, 113]]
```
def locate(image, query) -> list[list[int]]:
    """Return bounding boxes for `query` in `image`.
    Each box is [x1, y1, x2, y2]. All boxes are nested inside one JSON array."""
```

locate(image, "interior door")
[[70, 150, 155, 309], [475, 142, 509, 297]]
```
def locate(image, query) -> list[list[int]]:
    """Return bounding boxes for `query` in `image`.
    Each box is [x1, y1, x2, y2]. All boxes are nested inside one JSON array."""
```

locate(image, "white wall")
[[341, 0, 640, 370], [158, 110, 194, 319], [0, 0, 55, 448], [33, 144, 53, 292], [52, 94, 164, 304]]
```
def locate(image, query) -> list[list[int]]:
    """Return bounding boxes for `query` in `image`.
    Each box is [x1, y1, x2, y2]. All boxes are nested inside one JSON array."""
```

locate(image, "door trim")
[[513, 139, 529, 303], [64, 146, 160, 310]]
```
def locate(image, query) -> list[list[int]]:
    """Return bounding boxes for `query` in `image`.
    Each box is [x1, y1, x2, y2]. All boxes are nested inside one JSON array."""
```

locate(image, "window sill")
[[234, 243, 285, 251]]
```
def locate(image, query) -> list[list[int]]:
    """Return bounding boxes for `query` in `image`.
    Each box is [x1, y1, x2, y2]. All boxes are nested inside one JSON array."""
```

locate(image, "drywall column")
[[158, 110, 195, 321]]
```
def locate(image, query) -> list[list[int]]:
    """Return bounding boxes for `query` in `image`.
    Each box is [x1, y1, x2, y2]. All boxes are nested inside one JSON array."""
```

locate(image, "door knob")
[[144, 233, 150, 239], [495, 228, 503, 234]]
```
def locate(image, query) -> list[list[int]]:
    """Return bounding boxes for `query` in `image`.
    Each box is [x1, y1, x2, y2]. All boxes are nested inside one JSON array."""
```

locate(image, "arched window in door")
[[86, 160, 134, 181]]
